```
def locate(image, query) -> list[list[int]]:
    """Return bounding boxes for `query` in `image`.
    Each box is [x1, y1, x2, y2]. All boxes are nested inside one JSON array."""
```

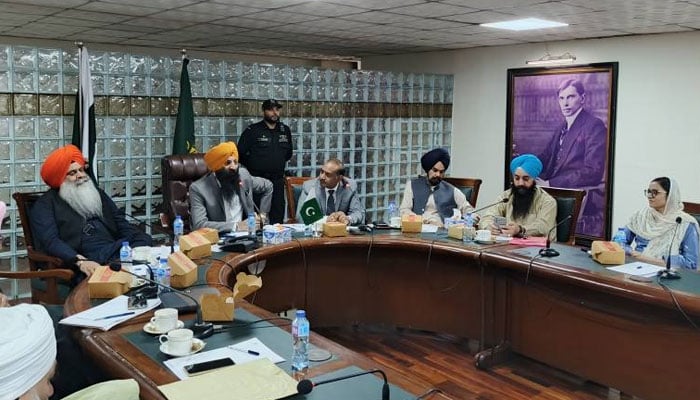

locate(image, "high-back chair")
[[161, 153, 209, 232], [540, 187, 586, 244], [443, 177, 483, 207], [285, 176, 313, 223], [0, 192, 75, 304], [683, 202, 700, 226]]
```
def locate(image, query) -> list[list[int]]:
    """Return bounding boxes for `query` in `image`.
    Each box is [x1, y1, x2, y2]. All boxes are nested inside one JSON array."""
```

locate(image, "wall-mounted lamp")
[[525, 52, 576, 66]]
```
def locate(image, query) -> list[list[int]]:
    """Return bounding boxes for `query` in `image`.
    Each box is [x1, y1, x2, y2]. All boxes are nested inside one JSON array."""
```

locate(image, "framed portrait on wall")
[[505, 62, 618, 244]]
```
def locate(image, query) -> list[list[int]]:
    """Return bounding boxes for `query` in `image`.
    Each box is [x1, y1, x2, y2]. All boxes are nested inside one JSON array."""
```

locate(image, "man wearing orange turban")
[[190, 142, 272, 232], [31, 145, 152, 279]]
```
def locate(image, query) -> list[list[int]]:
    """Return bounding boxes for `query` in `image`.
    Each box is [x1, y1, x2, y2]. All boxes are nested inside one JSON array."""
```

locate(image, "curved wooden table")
[[209, 235, 700, 400]]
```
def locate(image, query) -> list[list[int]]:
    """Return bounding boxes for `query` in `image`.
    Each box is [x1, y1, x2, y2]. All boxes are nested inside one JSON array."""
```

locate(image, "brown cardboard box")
[[447, 225, 464, 240], [591, 241, 625, 265], [88, 266, 131, 298], [194, 227, 219, 244], [168, 251, 198, 289], [179, 231, 211, 259], [323, 222, 347, 237], [201, 273, 262, 322], [401, 214, 422, 233]]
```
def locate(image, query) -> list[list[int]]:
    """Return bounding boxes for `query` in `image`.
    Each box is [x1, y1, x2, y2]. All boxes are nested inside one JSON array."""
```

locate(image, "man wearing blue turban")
[[399, 148, 474, 227], [479, 154, 557, 239]]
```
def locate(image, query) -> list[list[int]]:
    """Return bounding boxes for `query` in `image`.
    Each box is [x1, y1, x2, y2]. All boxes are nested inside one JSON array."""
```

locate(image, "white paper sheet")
[[421, 224, 439, 233], [607, 262, 665, 277], [163, 337, 285, 380], [59, 295, 161, 331]]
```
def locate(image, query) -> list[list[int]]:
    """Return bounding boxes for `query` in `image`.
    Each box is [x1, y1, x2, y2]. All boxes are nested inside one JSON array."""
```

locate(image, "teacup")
[[150, 308, 178, 332], [159, 328, 193, 356], [475, 229, 492, 241]]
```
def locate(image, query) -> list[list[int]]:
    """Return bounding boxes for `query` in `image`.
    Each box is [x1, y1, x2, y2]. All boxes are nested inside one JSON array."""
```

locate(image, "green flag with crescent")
[[300, 196, 323, 225]]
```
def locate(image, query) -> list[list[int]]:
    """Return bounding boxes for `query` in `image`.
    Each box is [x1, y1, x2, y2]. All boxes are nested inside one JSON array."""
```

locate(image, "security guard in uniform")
[[238, 99, 293, 224]]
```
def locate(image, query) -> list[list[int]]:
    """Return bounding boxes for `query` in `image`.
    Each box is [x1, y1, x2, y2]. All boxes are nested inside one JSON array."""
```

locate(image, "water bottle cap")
[[122, 241, 129, 247], [295, 310, 306, 318]]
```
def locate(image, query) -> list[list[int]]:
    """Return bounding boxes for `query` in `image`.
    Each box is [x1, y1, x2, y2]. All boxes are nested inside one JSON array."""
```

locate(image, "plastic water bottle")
[[304, 224, 313, 237], [387, 201, 397, 220], [612, 227, 626, 248], [173, 215, 184, 252], [247, 212, 256, 236], [119, 241, 132, 267], [156, 256, 171, 293], [291, 310, 310, 376], [463, 213, 474, 244]]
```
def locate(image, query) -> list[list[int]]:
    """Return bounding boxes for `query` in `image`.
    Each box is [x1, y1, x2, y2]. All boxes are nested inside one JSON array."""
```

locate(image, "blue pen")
[[94, 311, 135, 320]]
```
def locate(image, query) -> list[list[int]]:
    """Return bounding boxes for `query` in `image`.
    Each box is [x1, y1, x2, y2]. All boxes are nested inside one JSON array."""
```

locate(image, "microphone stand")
[[538, 215, 572, 258], [110, 262, 215, 338], [296, 368, 390, 400], [658, 217, 683, 280]]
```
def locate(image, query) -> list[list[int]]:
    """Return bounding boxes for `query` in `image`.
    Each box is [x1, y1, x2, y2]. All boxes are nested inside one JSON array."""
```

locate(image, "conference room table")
[[209, 230, 700, 400], [64, 230, 700, 400], [63, 259, 432, 400]]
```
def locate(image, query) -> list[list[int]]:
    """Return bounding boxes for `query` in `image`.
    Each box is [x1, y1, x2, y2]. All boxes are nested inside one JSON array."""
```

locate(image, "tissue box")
[[88, 266, 131, 298], [591, 241, 625, 265], [323, 222, 347, 237], [401, 214, 422, 233], [168, 251, 198, 289], [179, 231, 211, 259], [448, 225, 465, 240], [194, 227, 219, 244], [262, 224, 292, 244]]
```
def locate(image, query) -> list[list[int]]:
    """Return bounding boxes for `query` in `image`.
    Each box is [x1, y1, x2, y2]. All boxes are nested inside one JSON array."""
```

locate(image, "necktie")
[[326, 190, 335, 215], [559, 127, 567, 146]]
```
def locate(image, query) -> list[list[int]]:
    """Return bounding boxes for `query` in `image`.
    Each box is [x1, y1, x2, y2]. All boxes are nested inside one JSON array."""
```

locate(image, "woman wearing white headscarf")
[[623, 177, 699, 270], [0, 304, 139, 400]]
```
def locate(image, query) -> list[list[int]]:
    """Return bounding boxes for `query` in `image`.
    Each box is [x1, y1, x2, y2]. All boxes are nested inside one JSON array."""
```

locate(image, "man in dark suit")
[[190, 142, 272, 232], [296, 158, 364, 225], [537, 79, 608, 236]]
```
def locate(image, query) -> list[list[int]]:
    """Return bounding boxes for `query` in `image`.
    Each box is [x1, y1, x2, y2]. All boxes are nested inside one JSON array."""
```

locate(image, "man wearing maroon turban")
[[31, 145, 151, 279], [399, 148, 474, 227]]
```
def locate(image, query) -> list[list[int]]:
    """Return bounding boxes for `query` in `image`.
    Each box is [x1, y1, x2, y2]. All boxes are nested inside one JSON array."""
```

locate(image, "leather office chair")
[[285, 176, 313, 223], [161, 153, 209, 232], [443, 177, 483, 207], [540, 187, 586, 244], [683, 201, 700, 226], [0, 192, 75, 304]]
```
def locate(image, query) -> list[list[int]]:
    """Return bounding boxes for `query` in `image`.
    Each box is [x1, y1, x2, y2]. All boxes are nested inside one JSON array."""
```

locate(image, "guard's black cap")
[[262, 99, 282, 110]]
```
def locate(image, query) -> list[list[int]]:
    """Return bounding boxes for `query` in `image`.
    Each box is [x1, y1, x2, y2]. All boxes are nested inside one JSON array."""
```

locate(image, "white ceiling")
[[0, 0, 698, 60]]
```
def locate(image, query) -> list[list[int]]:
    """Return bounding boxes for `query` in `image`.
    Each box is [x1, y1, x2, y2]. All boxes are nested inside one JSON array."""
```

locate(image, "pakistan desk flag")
[[300, 193, 323, 225]]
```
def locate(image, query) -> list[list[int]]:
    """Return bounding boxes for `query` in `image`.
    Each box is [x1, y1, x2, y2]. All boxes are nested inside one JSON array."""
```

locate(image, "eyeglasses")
[[644, 189, 666, 198], [66, 166, 88, 177]]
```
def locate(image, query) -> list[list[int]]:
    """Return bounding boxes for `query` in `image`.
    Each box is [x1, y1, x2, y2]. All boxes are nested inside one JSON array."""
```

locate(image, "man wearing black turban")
[[399, 148, 474, 227]]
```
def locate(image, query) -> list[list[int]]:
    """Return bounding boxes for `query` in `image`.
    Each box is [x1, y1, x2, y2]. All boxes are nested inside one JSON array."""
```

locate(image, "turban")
[[420, 148, 450, 173], [41, 144, 85, 189], [0, 304, 56, 399], [510, 154, 543, 179], [204, 142, 239, 171]]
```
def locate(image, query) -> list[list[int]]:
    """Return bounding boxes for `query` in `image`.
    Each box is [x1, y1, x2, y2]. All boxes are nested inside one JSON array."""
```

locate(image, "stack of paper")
[[59, 295, 161, 331], [607, 262, 665, 277]]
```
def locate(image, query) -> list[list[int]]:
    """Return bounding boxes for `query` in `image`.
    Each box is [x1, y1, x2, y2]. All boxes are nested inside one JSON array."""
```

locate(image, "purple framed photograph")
[[505, 62, 618, 244]]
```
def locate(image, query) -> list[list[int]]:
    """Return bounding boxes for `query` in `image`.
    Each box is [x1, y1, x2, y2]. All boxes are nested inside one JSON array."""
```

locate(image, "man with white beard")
[[32, 145, 151, 279]]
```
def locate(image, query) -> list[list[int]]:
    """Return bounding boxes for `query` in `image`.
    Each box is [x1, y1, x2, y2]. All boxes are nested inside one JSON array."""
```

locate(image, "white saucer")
[[159, 338, 206, 357], [143, 320, 184, 335]]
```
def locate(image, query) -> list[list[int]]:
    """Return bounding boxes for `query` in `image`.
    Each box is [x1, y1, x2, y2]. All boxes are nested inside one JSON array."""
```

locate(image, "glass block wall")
[[0, 44, 453, 297]]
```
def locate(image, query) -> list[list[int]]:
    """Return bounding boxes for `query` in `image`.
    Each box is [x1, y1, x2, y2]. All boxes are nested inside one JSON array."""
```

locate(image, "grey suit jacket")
[[296, 178, 365, 225], [189, 166, 272, 232]]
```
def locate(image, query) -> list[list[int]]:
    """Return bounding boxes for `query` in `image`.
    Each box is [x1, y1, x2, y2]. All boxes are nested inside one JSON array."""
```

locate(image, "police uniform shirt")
[[238, 120, 293, 176]]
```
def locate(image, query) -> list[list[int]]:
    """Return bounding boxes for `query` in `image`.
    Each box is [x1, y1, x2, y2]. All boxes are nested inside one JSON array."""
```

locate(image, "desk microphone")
[[122, 211, 175, 254], [539, 215, 572, 258], [470, 198, 509, 215], [658, 216, 683, 280], [296, 368, 390, 400], [109, 262, 215, 339]]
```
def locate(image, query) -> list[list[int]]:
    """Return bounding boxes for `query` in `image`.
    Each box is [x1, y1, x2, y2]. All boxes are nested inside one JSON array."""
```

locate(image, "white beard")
[[59, 178, 103, 219]]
